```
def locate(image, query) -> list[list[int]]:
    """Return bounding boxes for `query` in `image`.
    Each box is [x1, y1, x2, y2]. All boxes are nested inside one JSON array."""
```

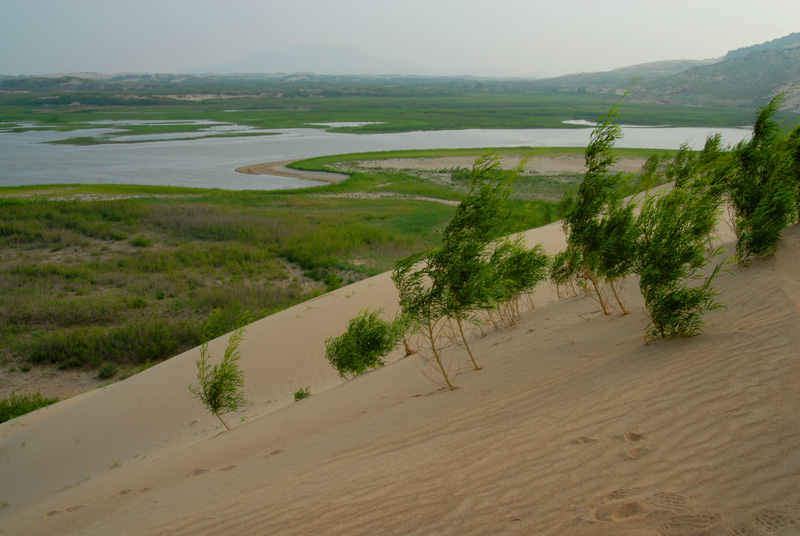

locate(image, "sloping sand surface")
[[235, 160, 348, 183], [2, 221, 799, 535]]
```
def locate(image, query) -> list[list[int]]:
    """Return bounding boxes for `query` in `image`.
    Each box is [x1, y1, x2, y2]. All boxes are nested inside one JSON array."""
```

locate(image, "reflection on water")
[[0, 124, 753, 191]]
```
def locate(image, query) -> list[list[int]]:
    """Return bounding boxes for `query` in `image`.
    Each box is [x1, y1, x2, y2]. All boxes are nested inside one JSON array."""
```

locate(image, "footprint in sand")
[[623, 431, 645, 442], [42, 505, 83, 518], [268, 449, 283, 456], [584, 488, 649, 523], [219, 465, 235, 472], [603, 488, 645, 503], [660, 512, 721, 532], [591, 501, 647, 522], [750, 508, 799, 533], [569, 436, 597, 445], [624, 446, 650, 460], [587, 488, 722, 534], [645, 491, 689, 512], [190, 469, 208, 477], [727, 524, 762, 536]]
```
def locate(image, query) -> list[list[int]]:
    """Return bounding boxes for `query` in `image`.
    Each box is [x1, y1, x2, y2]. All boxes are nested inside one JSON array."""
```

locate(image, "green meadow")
[[4, 147, 625, 373], [0, 89, 755, 145]]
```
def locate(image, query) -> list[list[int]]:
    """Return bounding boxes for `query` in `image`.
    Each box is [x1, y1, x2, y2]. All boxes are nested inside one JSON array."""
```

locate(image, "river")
[[0, 125, 753, 190]]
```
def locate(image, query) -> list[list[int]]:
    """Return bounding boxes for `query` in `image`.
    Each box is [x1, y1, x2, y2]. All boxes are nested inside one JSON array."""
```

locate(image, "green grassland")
[[3, 143, 671, 374], [0, 76, 758, 145], [4, 146, 619, 374]]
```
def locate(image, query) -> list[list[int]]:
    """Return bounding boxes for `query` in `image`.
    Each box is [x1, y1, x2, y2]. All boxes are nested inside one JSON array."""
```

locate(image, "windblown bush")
[[559, 99, 639, 315], [324, 308, 403, 380], [394, 153, 549, 387], [636, 183, 724, 340], [726, 94, 798, 264], [188, 328, 246, 430], [392, 252, 456, 389], [426, 153, 523, 369], [487, 237, 549, 327]]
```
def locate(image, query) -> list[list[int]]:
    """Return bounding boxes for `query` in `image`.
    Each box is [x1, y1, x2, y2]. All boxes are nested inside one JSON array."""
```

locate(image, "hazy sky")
[[1, 0, 798, 77]]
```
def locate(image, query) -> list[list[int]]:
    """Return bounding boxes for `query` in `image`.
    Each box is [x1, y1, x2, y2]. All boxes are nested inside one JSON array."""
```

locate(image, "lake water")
[[0, 125, 753, 190]]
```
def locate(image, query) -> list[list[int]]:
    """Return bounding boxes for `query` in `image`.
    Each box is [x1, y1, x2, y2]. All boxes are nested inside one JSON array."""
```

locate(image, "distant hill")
[[640, 45, 800, 110], [529, 33, 800, 113], [725, 32, 800, 60], [528, 58, 719, 95]]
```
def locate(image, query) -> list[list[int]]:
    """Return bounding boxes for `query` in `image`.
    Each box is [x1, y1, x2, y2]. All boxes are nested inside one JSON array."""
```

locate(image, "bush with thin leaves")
[[393, 252, 456, 389], [426, 152, 524, 369], [393, 153, 548, 386], [559, 98, 639, 315], [324, 308, 403, 380], [188, 328, 246, 430], [487, 237, 549, 327], [726, 94, 798, 264], [636, 184, 725, 340]]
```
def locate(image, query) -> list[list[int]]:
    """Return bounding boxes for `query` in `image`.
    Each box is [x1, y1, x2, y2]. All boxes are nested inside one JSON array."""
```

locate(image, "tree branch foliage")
[[324, 308, 404, 380], [393, 152, 549, 388], [188, 328, 246, 430], [726, 94, 799, 263]]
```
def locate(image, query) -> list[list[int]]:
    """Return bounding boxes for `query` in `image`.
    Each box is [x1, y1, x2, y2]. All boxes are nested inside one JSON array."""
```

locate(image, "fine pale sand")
[[235, 160, 348, 183], [2, 217, 800, 535], [234, 155, 648, 183]]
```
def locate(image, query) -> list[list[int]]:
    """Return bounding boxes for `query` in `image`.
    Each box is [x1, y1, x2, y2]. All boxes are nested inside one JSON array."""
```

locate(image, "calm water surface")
[[0, 125, 753, 190]]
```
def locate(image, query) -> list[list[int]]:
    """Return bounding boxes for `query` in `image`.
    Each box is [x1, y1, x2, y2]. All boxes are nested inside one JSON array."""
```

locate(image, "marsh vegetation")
[[0, 153, 574, 378]]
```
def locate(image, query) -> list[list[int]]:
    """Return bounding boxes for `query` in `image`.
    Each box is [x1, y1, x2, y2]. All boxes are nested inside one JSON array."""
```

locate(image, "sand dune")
[[2, 220, 799, 536]]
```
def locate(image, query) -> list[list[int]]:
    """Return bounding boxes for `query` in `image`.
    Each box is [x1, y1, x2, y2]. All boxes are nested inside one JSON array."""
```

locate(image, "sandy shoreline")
[[234, 160, 348, 183], [235, 155, 648, 184]]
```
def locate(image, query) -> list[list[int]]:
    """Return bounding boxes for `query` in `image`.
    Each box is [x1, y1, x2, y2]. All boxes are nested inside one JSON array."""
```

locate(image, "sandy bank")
[[234, 160, 348, 183]]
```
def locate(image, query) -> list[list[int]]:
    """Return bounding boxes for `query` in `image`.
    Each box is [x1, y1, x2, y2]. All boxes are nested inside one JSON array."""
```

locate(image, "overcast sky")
[[1, 0, 798, 77]]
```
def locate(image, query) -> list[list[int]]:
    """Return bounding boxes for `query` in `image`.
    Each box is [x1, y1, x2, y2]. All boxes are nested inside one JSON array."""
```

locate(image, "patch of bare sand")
[[235, 155, 647, 185], [351, 155, 647, 174], [2, 220, 799, 536], [235, 160, 348, 183]]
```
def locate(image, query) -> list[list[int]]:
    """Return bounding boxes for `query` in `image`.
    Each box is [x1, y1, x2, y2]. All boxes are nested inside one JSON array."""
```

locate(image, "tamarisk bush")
[[188, 328, 246, 430], [726, 94, 798, 264], [324, 308, 403, 380], [558, 100, 638, 315], [636, 181, 725, 340], [393, 152, 549, 388]]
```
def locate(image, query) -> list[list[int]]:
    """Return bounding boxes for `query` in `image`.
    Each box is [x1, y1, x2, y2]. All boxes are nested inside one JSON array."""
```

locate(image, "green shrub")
[[129, 235, 152, 248], [560, 98, 639, 315], [450, 167, 471, 182], [325, 309, 403, 380], [726, 94, 798, 264], [294, 386, 311, 401], [188, 328, 246, 430], [26, 319, 201, 367], [636, 184, 725, 340], [97, 362, 118, 380], [0, 392, 59, 423], [202, 305, 253, 342], [128, 296, 147, 309]]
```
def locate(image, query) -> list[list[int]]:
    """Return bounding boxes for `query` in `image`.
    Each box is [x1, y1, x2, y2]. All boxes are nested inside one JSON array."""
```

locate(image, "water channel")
[[0, 124, 753, 190]]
